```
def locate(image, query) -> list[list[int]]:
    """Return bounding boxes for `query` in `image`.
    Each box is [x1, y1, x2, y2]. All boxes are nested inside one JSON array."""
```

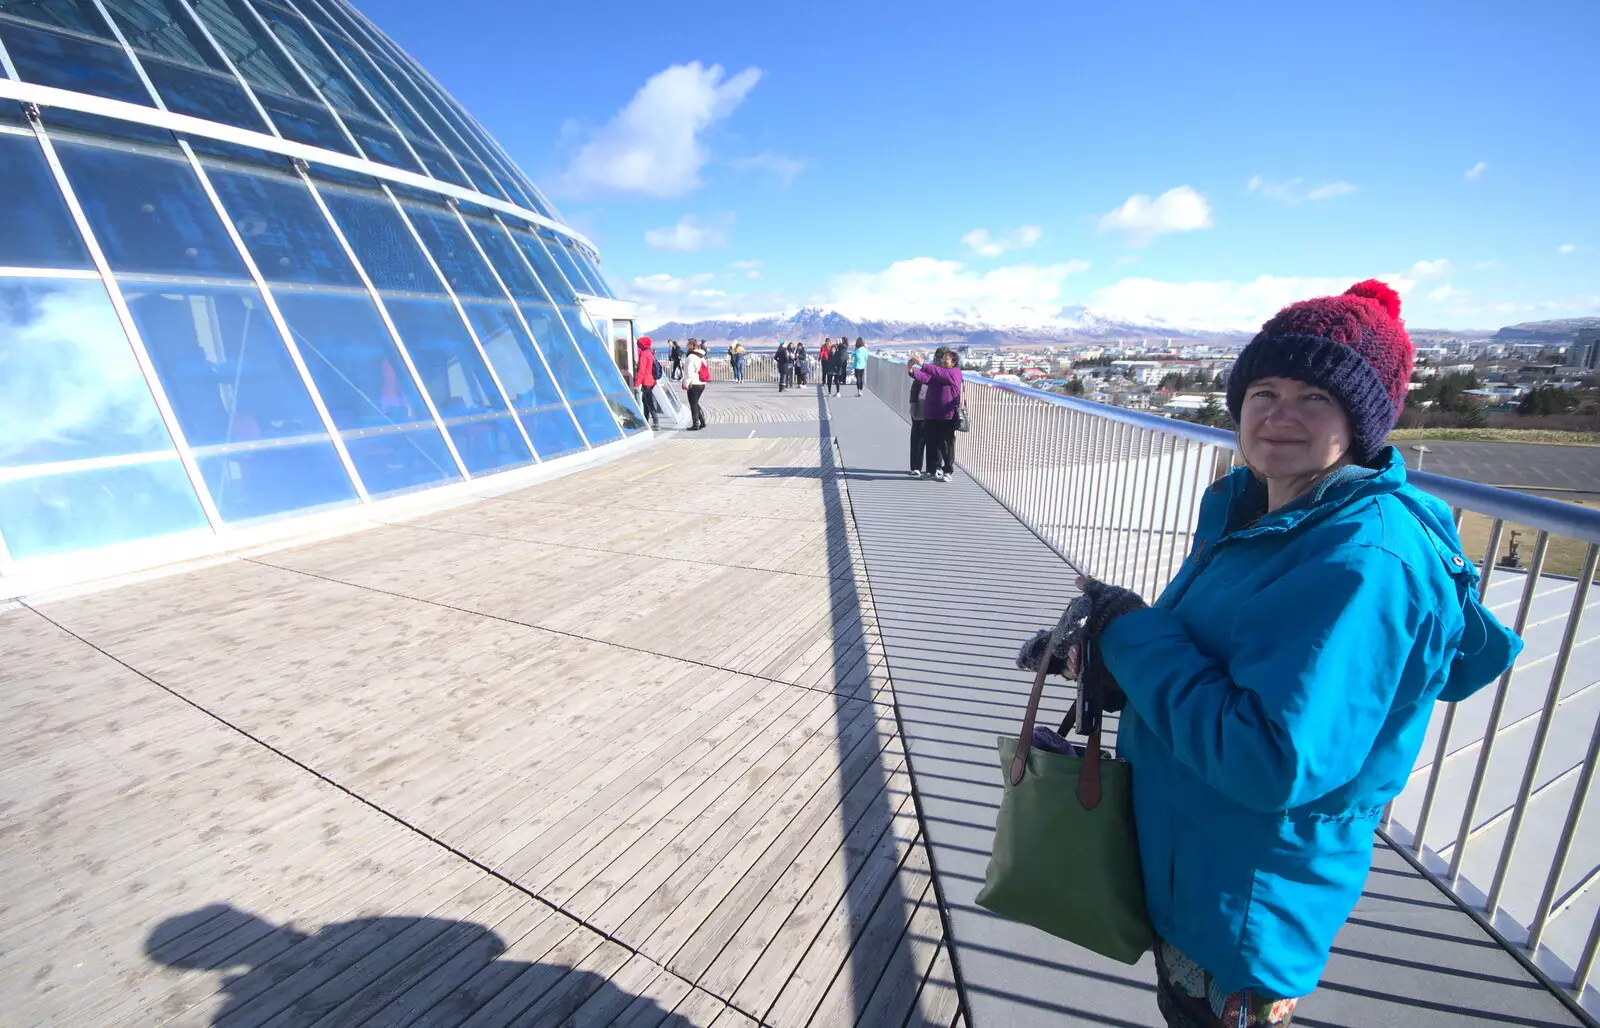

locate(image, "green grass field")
[[1390, 428, 1600, 446]]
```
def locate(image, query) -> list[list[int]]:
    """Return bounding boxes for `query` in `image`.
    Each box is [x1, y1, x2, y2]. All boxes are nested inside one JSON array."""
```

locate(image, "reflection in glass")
[[121, 281, 358, 520], [382, 298, 531, 474], [0, 21, 153, 104], [0, 277, 208, 558], [55, 141, 249, 279], [0, 278, 173, 466], [401, 206, 503, 299], [101, 0, 217, 65], [205, 165, 364, 287], [272, 291, 460, 493], [0, 134, 93, 269], [143, 60, 271, 132], [462, 303, 585, 458], [517, 302, 619, 445], [0, 459, 208, 560], [318, 185, 444, 294], [251, 2, 372, 118], [560, 305, 638, 403], [0, 0, 113, 37]]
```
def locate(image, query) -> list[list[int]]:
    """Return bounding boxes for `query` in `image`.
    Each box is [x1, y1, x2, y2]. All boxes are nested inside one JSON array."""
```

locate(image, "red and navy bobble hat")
[[1226, 279, 1415, 463]]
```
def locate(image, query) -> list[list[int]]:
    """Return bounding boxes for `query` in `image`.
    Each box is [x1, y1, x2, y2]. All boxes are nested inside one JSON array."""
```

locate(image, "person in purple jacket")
[[908, 347, 963, 481]]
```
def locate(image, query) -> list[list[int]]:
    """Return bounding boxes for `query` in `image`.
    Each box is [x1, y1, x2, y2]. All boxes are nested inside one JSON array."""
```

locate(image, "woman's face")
[[936, 352, 956, 368], [1238, 376, 1353, 480]]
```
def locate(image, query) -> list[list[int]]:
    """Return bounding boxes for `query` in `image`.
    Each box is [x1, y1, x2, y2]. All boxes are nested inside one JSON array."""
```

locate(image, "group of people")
[[805, 337, 870, 396], [905, 347, 962, 480], [633, 335, 708, 431]]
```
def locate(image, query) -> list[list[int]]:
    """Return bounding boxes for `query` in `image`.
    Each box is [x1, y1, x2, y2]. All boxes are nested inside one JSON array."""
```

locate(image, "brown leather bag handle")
[[1009, 628, 1105, 812]]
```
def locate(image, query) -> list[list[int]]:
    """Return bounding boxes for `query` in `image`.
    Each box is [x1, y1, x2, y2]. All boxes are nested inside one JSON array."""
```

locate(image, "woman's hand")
[[1075, 576, 1147, 642]]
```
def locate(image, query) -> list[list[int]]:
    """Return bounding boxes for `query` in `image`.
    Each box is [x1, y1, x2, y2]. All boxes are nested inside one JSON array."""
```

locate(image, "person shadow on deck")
[[146, 903, 695, 1027]]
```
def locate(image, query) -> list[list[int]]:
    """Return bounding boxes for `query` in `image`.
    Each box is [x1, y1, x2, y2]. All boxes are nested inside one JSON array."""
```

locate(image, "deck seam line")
[[823, 393, 977, 1028], [19, 600, 780, 1026], [239, 555, 883, 705]]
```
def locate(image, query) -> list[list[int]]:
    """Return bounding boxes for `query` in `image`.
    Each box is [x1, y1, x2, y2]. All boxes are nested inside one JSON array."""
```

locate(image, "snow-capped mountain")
[[646, 305, 1250, 346]]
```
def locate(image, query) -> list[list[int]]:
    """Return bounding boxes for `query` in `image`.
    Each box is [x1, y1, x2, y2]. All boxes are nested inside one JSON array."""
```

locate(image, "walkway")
[[0, 387, 955, 1027], [821, 384, 1591, 1028]]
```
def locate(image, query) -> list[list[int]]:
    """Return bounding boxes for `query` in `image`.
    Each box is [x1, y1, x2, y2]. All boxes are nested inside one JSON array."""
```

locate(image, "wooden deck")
[[0, 391, 959, 1027]]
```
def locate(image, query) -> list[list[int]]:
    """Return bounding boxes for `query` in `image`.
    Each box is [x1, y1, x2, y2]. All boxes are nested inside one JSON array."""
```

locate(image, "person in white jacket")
[[682, 341, 709, 431]]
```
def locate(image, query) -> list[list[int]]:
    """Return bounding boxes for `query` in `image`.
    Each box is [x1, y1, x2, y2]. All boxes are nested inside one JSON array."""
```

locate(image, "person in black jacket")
[[794, 342, 809, 386], [775, 340, 792, 391], [668, 339, 684, 380]]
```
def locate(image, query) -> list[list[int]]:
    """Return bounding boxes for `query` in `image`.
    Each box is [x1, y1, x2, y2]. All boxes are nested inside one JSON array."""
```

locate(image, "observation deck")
[[2, 378, 1596, 1027]]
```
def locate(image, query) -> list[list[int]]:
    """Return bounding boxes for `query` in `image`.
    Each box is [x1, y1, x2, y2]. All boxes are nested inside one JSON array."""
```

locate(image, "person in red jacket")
[[634, 336, 662, 430]]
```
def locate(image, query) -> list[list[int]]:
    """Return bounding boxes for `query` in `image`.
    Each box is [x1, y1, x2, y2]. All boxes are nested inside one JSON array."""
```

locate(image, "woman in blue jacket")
[[1022, 281, 1521, 1026]]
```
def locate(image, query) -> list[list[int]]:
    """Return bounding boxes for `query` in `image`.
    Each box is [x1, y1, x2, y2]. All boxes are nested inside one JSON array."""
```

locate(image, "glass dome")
[[0, 0, 643, 575]]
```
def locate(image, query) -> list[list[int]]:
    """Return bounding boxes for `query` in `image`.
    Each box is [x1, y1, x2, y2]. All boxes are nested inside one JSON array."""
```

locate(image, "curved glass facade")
[[0, 0, 640, 570]]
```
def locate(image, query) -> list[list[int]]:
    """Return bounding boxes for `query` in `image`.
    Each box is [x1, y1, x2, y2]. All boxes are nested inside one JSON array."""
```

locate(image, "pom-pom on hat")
[[1225, 279, 1414, 463]]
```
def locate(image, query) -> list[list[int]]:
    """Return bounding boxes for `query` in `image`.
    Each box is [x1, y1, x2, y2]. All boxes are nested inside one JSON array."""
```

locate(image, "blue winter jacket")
[[1100, 447, 1521, 999]]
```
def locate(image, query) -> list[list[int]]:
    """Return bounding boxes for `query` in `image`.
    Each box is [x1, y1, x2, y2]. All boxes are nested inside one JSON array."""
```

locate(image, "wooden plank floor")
[[0, 389, 956, 1027]]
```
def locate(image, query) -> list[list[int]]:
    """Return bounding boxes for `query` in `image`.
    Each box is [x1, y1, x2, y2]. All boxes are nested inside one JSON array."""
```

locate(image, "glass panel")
[[411, 141, 470, 188], [517, 303, 594, 397], [576, 250, 616, 300], [0, 277, 173, 466], [401, 206, 503, 299], [344, 118, 422, 173], [191, 0, 311, 98], [120, 280, 358, 520], [0, 460, 207, 560], [54, 141, 250, 279], [382, 297, 529, 474], [318, 29, 429, 138], [254, 89, 357, 154], [0, 134, 92, 269], [270, 290, 459, 493], [204, 164, 364, 287], [0, 0, 112, 37], [567, 396, 621, 445], [0, 21, 153, 105], [101, 0, 222, 67], [250, 1, 374, 118], [317, 185, 444, 294], [195, 439, 353, 520], [507, 225, 575, 304], [464, 219, 543, 303], [537, 229, 589, 295], [142, 59, 270, 132], [461, 302, 584, 459]]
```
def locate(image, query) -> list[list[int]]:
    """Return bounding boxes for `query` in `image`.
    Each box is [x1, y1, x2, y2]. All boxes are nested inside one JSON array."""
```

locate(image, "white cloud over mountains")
[[1097, 186, 1212, 246], [559, 62, 762, 198], [960, 225, 1043, 257], [821, 256, 1091, 324]]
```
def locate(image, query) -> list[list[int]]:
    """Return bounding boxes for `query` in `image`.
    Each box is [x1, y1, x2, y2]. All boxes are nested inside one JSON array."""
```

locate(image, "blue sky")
[[369, 0, 1598, 332]]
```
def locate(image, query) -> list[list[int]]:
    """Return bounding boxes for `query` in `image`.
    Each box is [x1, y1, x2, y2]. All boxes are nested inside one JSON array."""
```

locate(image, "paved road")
[[1401, 440, 1600, 497]]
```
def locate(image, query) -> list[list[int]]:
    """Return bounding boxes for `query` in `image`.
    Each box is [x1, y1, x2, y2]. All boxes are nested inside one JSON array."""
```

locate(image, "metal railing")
[[868, 355, 1600, 1020]]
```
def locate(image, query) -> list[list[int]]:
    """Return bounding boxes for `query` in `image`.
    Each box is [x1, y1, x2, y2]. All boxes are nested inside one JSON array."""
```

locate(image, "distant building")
[[1567, 329, 1600, 370]]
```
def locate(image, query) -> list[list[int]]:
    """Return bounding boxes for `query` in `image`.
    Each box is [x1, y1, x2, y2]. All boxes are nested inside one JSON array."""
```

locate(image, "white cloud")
[[1558, 243, 1578, 255], [559, 62, 762, 198], [1464, 161, 1488, 182], [960, 225, 1044, 257], [731, 151, 805, 186], [1427, 284, 1461, 302], [1115, 255, 1140, 267], [643, 214, 729, 252], [1408, 259, 1451, 278], [1098, 186, 1212, 246], [1307, 181, 1358, 200], [820, 256, 1091, 325], [1086, 275, 1355, 333], [1247, 176, 1357, 203], [624, 271, 788, 325]]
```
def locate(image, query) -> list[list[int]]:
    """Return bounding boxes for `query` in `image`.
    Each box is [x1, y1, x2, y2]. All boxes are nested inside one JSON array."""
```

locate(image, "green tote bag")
[[975, 640, 1153, 964]]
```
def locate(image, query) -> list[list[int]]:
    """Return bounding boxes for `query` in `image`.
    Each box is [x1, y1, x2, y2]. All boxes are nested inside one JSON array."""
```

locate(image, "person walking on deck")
[[907, 347, 960, 479], [819, 339, 834, 392], [1016, 280, 1522, 1028], [634, 335, 662, 430], [828, 339, 848, 396], [851, 338, 870, 395], [682, 339, 709, 430], [668, 339, 684, 380]]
